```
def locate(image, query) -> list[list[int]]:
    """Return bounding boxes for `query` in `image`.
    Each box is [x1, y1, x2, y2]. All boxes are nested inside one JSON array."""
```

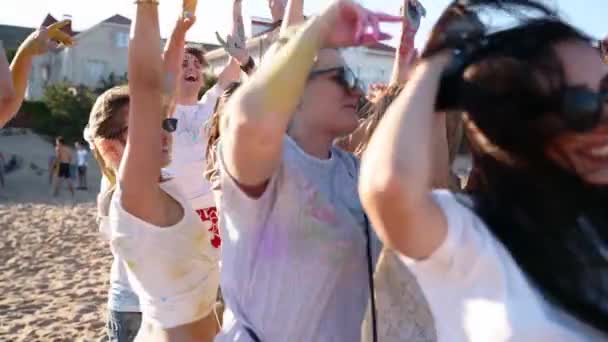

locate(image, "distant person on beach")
[[0, 40, 15, 125], [0, 151, 5, 188], [48, 155, 57, 185], [52, 136, 74, 197], [0, 22, 74, 128], [75, 142, 89, 190]]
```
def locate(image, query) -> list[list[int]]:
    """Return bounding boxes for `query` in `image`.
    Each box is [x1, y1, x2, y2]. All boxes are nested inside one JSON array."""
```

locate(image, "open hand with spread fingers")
[[216, 32, 250, 66], [21, 20, 74, 56], [319, 0, 402, 48]]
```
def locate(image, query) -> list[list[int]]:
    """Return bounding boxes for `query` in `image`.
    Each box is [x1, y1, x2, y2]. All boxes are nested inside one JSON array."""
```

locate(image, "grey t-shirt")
[[216, 136, 381, 341]]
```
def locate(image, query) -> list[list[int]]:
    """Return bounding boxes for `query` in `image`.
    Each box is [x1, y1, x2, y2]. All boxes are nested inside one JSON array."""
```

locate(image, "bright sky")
[[0, 0, 606, 48]]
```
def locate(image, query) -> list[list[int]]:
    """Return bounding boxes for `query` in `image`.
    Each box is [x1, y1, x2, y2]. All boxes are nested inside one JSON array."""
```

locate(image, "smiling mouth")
[[184, 75, 198, 82]]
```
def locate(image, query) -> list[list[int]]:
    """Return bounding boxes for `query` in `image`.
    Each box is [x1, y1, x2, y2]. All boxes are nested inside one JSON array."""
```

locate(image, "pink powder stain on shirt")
[[301, 178, 337, 226]]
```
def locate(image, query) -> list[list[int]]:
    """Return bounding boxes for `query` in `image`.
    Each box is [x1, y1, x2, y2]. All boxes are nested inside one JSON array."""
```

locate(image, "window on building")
[[41, 65, 49, 83], [86, 60, 106, 85], [115, 31, 129, 48]]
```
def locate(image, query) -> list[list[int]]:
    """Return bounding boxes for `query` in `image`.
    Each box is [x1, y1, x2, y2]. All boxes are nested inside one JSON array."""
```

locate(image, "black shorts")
[[78, 166, 87, 176], [58, 163, 71, 179]]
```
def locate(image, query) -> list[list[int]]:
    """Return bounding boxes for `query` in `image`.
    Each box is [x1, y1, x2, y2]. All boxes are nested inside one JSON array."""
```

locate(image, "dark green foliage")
[[29, 82, 96, 143], [199, 74, 218, 100], [95, 72, 128, 94]]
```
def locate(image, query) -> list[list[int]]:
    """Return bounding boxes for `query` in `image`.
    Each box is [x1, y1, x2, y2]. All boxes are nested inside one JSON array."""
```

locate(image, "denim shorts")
[[106, 311, 142, 342]]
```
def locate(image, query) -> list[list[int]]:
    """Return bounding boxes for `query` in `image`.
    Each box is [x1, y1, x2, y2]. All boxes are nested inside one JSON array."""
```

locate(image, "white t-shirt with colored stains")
[[166, 84, 224, 249], [216, 136, 382, 341], [109, 179, 220, 328]]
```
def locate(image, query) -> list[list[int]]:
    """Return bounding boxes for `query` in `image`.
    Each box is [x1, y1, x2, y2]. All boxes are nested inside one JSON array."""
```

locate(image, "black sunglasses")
[[309, 67, 361, 94], [162, 118, 178, 133], [106, 118, 178, 141], [561, 87, 608, 132]]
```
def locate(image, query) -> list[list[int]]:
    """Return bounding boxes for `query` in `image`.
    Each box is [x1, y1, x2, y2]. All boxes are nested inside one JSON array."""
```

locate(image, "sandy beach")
[[0, 130, 109, 341], [0, 130, 473, 341]]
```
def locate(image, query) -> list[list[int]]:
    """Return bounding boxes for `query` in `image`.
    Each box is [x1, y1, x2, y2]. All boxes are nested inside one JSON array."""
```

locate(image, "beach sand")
[[0, 130, 109, 341]]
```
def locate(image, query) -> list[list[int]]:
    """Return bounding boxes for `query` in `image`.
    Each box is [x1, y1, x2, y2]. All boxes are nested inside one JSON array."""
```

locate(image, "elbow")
[[0, 96, 19, 124], [359, 159, 427, 219], [1, 83, 16, 102], [358, 169, 410, 251], [359, 166, 407, 216]]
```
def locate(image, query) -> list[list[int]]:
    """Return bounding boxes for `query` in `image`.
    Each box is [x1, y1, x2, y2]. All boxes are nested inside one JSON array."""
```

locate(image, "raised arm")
[[119, 0, 165, 219], [0, 41, 15, 121], [359, 53, 451, 260], [162, 1, 197, 101], [280, 0, 305, 33], [389, 0, 424, 86], [215, 0, 250, 86], [0, 22, 73, 127], [222, 0, 399, 192]]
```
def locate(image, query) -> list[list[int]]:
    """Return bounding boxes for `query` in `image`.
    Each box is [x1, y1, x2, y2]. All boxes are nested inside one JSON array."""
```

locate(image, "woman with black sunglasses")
[[360, 0, 608, 340], [213, 0, 401, 340], [84, 0, 222, 341]]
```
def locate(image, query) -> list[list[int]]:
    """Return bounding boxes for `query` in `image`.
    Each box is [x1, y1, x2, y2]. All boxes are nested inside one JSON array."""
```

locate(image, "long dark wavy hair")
[[423, 0, 608, 332]]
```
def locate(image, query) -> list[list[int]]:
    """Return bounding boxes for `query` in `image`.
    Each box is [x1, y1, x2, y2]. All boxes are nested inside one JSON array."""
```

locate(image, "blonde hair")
[[84, 86, 130, 187]]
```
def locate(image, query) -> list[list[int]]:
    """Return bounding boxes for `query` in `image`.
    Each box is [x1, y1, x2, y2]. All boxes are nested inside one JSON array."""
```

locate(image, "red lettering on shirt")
[[195, 207, 221, 248]]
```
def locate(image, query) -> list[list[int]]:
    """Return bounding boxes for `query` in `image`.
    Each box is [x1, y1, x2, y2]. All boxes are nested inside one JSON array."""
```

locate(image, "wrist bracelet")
[[240, 56, 255, 73], [134, 0, 159, 5]]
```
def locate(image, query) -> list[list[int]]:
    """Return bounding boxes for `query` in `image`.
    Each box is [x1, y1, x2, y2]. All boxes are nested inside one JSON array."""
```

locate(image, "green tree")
[[35, 82, 96, 143], [198, 74, 218, 99], [95, 72, 128, 94], [5, 48, 17, 64]]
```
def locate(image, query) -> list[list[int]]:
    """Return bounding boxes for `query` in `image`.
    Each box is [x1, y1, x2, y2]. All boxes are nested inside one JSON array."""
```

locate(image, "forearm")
[[2, 49, 32, 127], [364, 61, 443, 201], [429, 113, 451, 189], [360, 60, 448, 259], [121, 2, 164, 189], [389, 17, 411, 85], [390, 51, 411, 86], [216, 58, 241, 89], [222, 16, 326, 186], [230, 17, 324, 127], [280, 0, 305, 33], [162, 27, 187, 99]]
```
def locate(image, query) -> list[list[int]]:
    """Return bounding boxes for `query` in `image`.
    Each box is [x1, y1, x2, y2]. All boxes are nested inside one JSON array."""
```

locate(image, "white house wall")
[[26, 22, 131, 100], [206, 45, 395, 91], [68, 23, 129, 88]]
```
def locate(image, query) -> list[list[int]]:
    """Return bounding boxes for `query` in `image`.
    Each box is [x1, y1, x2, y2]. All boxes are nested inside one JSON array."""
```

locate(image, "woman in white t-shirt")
[[360, 1, 608, 341], [84, 2, 219, 341]]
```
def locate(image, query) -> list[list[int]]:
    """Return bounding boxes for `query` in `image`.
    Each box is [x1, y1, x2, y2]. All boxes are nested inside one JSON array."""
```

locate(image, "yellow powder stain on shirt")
[[126, 260, 136, 270], [169, 263, 190, 280], [193, 231, 207, 248]]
